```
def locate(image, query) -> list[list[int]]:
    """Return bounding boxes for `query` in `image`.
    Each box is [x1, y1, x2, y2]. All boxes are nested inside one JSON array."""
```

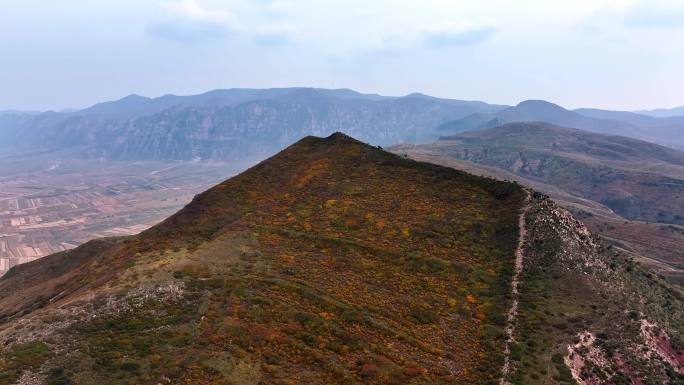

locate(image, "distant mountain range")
[[0, 88, 505, 160], [0, 109, 42, 116], [437, 100, 684, 150], [71, 88, 395, 118], [1, 88, 682, 160], [636, 105, 684, 118]]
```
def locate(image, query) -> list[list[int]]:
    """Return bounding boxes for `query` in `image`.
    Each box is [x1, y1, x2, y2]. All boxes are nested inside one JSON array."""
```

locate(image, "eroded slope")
[[507, 192, 684, 384]]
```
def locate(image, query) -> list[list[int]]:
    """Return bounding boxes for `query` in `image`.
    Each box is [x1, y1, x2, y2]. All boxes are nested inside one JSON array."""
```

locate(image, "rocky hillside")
[[392, 123, 684, 284], [399, 123, 684, 225], [0, 133, 681, 385], [0, 88, 504, 160], [513, 192, 684, 384]]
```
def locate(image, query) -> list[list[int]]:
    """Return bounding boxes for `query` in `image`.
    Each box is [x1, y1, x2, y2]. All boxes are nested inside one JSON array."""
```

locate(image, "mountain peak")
[[0, 132, 531, 384], [403, 92, 432, 99], [324, 131, 358, 142], [515, 99, 566, 111], [120, 93, 150, 101]]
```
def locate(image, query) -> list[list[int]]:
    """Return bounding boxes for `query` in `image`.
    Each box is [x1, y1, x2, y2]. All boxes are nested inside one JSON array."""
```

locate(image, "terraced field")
[[0, 153, 252, 275]]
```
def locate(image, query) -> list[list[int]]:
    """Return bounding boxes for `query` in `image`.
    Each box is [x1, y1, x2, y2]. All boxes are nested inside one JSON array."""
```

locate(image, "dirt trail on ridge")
[[500, 190, 531, 384]]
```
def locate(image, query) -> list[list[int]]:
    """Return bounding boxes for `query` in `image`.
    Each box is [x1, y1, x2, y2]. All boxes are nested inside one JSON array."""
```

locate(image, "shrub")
[[410, 307, 438, 324], [118, 361, 140, 372], [359, 363, 379, 378], [7, 341, 50, 366], [46, 368, 72, 385]]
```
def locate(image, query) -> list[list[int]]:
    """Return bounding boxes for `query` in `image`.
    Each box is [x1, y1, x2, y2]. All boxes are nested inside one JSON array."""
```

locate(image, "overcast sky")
[[1, 0, 683, 111]]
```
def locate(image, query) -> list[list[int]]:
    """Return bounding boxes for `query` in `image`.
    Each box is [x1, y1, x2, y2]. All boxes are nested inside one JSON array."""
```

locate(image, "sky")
[[1, 0, 683, 111]]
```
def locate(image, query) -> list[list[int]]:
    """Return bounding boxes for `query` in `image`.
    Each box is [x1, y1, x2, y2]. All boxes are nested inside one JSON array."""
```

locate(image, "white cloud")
[[421, 23, 497, 47], [169, 0, 234, 23], [4, 0, 684, 111], [147, 0, 238, 42]]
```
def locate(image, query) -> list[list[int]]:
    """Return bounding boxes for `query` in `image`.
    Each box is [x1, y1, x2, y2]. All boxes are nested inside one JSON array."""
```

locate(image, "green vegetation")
[[3, 133, 680, 385], [507, 195, 684, 385], [0, 341, 51, 385]]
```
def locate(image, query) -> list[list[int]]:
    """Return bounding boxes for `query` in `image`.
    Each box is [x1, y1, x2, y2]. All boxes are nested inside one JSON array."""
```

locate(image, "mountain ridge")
[[2, 89, 683, 160], [438, 100, 684, 150], [1, 132, 682, 385], [0, 88, 506, 160], [0, 132, 528, 384], [636, 105, 684, 118]]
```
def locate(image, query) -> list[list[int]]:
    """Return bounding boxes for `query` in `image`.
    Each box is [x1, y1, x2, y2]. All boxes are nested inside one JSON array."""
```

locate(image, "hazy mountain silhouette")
[[438, 100, 684, 150]]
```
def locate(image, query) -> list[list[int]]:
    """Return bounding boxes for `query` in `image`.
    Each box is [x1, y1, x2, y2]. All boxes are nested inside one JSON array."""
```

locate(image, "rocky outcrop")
[[511, 193, 684, 384]]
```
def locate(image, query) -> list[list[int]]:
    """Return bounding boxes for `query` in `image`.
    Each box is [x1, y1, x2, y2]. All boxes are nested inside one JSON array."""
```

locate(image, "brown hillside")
[[0, 133, 526, 385]]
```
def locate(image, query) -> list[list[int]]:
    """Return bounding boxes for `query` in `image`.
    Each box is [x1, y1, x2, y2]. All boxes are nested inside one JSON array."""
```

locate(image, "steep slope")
[[0, 88, 504, 159], [391, 123, 684, 282], [0, 133, 526, 385], [99, 93, 498, 161], [419, 123, 684, 224], [438, 100, 684, 150], [435, 114, 505, 134], [512, 193, 684, 384]]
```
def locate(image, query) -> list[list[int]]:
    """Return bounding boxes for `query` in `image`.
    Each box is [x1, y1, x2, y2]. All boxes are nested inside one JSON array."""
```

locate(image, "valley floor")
[[0, 155, 252, 276]]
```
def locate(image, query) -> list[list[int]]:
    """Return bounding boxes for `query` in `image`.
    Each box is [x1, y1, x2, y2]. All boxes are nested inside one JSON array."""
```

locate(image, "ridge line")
[[500, 189, 531, 384]]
